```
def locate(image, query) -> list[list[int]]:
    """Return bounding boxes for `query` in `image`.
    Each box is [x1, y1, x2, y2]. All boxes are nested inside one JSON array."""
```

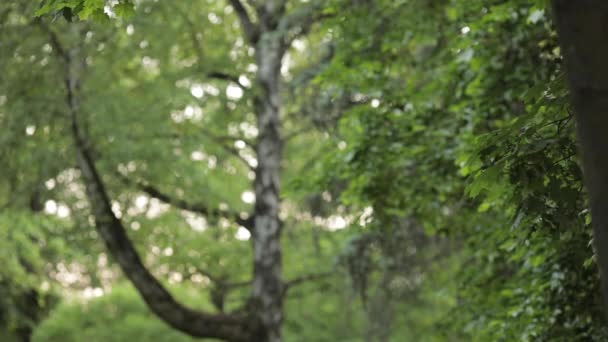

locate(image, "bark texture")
[[552, 0, 608, 313], [252, 27, 286, 342]]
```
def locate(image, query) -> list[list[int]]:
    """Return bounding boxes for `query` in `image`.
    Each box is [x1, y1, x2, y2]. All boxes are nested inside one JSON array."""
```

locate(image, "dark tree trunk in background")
[[552, 0, 608, 314]]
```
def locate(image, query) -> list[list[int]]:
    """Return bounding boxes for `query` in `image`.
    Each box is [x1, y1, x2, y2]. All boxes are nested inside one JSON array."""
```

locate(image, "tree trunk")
[[552, 0, 608, 314], [252, 28, 286, 342]]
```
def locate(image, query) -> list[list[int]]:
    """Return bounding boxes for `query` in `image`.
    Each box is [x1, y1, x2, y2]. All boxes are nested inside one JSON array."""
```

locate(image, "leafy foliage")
[[305, 0, 607, 340], [1, 0, 606, 340], [32, 285, 199, 342], [36, 0, 135, 21]]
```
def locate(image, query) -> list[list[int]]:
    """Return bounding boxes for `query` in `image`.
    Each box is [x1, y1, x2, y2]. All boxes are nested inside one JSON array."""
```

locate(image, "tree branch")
[[279, 1, 333, 45], [207, 71, 248, 90], [199, 127, 257, 171], [35, 19, 68, 63], [283, 271, 333, 295], [173, 7, 248, 90], [120, 131, 254, 151], [228, 0, 259, 44], [191, 267, 252, 289], [199, 128, 255, 149], [121, 129, 256, 172], [123, 176, 254, 230], [47, 24, 259, 341]]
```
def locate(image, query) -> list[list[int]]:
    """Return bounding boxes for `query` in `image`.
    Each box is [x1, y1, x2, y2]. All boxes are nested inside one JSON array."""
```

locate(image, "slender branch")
[[35, 19, 68, 62], [174, 6, 205, 59], [199, 127, 257, 171], [199, 126, 254, 147], [199, 128, 255, 149], [174, 7, 248, 90], [119, 131, 254, 150], [121, 129, 256, 171], [228, 0, 259, 44], [279, 1, 333, 45], [191, 267, 252, 289], [123, 176, 254, 230], [183, 267, 252, 313], [283, 271, 334, 295], [207, 71, 248, 90]]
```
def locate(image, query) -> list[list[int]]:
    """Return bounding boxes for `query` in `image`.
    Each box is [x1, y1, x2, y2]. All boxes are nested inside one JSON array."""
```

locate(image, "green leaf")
[[114, 1, 135, 18]]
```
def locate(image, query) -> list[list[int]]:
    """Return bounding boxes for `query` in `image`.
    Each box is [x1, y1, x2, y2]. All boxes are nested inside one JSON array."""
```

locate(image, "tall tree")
[[31, 1, 330, 341], [552, 0, 608, 313]]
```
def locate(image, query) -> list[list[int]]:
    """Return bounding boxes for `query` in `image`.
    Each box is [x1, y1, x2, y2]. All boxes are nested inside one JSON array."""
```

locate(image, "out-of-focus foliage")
[[32, 285, 199, 342], [448, 2, 605, 340], [2, 0, 607, 341], [36, 0, 135, 21], [0, 212, 62, 335], [6, 0, 456, 340], [305, 0, 606, 340]]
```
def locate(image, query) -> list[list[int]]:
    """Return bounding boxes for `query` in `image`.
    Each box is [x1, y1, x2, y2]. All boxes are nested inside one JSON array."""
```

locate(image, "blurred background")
[[0, 0, 604, 341]]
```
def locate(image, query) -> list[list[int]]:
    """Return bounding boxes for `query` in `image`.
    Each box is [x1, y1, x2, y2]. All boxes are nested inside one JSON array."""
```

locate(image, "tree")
[[552, 0, 608, 315], [20, 0, 335, 341]]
